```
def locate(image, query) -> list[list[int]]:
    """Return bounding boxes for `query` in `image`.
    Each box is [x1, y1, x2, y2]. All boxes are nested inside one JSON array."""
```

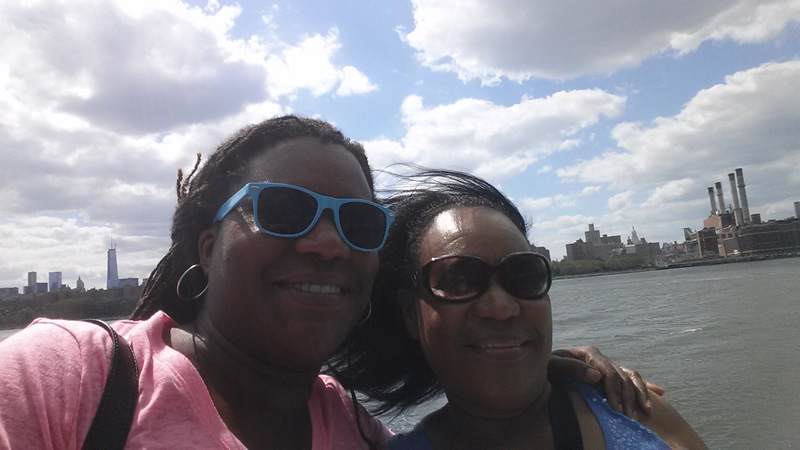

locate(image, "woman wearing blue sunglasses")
[[336, 168, 705, 449], [0, 116, 658, 448]]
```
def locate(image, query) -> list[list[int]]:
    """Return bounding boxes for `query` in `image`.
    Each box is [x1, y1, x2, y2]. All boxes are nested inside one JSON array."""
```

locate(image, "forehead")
[[243, 137, 372, 199], [418, 206, 529, 265]]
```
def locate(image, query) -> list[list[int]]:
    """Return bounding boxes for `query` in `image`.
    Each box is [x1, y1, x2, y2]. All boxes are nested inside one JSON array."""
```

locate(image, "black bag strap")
[[82, 319, 139, 450], [549, 383, 584, 450]]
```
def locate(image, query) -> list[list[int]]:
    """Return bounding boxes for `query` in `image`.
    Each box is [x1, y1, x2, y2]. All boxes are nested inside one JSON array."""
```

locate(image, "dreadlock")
[[130, 115, 374, 323]]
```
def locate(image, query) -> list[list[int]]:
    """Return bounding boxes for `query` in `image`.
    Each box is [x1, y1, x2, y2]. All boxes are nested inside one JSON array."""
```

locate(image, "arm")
[[549, 346, 663, 418]]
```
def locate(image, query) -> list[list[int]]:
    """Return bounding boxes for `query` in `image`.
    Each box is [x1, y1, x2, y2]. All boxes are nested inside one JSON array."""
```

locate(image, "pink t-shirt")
[[0, 312, 392, 449]]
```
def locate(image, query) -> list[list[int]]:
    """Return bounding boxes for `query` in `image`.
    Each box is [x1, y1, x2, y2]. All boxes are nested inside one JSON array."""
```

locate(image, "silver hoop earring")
[[356, 301, 372, 325], [176, 264, 208, 300]]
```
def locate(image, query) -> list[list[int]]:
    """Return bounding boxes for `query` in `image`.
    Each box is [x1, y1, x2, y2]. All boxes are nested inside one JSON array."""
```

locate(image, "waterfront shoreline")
[[657, 252, 800, 270]]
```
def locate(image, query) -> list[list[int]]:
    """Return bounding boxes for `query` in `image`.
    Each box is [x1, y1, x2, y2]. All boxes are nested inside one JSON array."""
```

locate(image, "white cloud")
[[265, 28, 377, 99], [581, 185, 603, 196], [365, 90, 625, 184], [557, 61, 800, 211], [404, 0, 800, 82], [608, 191, 635, 212], [642, 178, 697, 207], [336, 66, 378, 96], [0, 0, 376, 289]]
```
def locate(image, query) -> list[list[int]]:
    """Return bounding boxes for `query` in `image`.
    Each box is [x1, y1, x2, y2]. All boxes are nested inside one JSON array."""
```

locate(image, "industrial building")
[[691, 168, 800, 258]]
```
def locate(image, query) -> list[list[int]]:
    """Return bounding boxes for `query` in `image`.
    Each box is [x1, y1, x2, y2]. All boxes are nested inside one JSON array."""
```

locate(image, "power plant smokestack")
[[735, 168, 751, 225], [708, 187, 718, 215], [728, 173, 743, 226], [715, 182, 725, 215]]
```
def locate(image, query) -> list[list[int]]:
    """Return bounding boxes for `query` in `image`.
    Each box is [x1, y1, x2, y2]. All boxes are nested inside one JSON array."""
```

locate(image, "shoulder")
[[387, 423, 432, 450], [310, 375, 393, 448], [569, 382, 704, 450], [636, 391, 707, 449], [0, 318, 115, 447], [1, 318, 114, 372]]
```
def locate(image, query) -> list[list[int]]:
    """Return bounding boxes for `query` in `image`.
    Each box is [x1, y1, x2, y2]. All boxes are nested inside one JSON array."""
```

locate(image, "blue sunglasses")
[[214, 182, 395, 252]]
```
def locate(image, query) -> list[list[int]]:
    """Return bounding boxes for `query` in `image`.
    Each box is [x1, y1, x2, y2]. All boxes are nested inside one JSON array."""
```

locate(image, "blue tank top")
[[388, 382, 670, 449]]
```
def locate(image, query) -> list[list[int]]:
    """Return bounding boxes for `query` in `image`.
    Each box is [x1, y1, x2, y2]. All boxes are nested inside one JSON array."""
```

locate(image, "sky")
[[1, 0, 800, 291]]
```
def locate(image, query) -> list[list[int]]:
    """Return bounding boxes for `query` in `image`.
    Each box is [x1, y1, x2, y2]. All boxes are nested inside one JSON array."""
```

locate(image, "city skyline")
[[2, 1, 800, 290]]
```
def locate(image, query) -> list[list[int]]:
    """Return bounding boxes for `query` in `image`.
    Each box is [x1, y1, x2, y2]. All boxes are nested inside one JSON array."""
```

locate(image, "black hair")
[[329, 166, 529, 414], [130, 115, 374, 323]]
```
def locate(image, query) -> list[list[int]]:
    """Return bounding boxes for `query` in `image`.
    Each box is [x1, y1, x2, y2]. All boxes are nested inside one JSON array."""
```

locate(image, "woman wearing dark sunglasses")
[[1, 116, 656, 448], [337, 168, 705, 449]]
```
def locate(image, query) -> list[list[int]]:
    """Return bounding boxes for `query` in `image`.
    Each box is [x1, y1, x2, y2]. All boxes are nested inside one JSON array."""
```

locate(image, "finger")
[[603, 368, 625, 413], [556, 346, 618, 385], [547, 353, 602, 384], [619, 367, 639, 419], [626, 367, 653, 413], [645, 380, 665, 396]]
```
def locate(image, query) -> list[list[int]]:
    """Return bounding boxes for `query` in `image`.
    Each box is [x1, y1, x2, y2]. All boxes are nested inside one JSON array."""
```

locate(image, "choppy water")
[[379, 257, 800, 448], [3, 258, 798, 447]]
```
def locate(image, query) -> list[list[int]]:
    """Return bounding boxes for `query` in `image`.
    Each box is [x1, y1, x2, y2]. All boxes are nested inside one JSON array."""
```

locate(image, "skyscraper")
[[107, 244, 119, 289], [49, 272, 62, 292], [25, 272, 37, 294]]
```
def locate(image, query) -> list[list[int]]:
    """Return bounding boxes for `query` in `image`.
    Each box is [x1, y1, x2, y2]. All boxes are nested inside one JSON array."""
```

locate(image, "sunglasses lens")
[[427, 257, 487, 301], [339, 202, 388, 250], [423, 253, 551, 302], [500, 253, 550, 299], [257, 187, 318, 235]]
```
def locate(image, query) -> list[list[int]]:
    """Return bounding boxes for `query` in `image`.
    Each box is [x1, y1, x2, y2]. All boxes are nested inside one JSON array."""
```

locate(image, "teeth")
[[477, 342, 520, 349], [290, 283, 342, 295]]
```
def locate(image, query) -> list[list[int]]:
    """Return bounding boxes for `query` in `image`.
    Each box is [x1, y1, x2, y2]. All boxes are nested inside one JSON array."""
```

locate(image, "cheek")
[[416, 302, 459, 358], [359, 253, 380, 288], [524, 298, 553, 351], [352, 252, 379, 312]]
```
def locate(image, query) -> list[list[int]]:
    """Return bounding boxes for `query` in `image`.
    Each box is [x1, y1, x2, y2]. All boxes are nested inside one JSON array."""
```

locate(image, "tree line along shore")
[[0, 285, 142, 330]]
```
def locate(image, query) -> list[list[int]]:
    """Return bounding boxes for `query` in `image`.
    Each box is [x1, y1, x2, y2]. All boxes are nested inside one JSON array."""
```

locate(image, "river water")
[[2, 258, 798, 447]]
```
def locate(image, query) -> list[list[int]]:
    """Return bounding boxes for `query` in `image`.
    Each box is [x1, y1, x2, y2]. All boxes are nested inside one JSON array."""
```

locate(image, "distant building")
[[530, 244, 551, 261], [630, 226, 642, 245], [107, 245, 119, 289], [36, 282, 48, 293], [585, 224, 601, 245], [565, 224, 625, 261], [49, 272, 63, 292], [737, 219, 800, 256], [684, 227, 719, 258], [699, 168, 800, 258], [566, 238, 593, 260], [118, 278, 139, 288], [28, 272, 37, 290], [76, 276, 86, 292], [0, 287, 19, 297]]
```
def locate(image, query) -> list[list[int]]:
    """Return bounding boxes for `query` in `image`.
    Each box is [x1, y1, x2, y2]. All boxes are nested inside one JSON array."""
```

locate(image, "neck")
[[170, 310, 322, 448], [423, 383, 554, 450]]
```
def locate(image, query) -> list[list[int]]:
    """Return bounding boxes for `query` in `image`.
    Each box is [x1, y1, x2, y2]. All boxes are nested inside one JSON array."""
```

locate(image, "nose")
[[294, 209, 351, 260], [473, 275, 520, 320]]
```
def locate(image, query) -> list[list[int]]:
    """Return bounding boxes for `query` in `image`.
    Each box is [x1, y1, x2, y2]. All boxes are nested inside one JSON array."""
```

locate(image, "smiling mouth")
[[473, 342, 524, 350], [285, 283, 344, 295]]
